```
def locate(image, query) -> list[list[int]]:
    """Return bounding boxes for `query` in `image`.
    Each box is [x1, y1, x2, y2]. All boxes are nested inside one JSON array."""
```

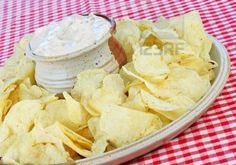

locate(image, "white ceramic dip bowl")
[[26, 14, 126, 93]]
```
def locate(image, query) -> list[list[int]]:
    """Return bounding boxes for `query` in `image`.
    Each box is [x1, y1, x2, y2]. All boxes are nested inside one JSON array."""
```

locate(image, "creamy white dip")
[[30, 14, 111, 57]]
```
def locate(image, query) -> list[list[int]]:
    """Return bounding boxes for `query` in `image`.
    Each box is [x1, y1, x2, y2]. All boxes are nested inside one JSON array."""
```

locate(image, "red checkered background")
[[0, 0, 236, 164]]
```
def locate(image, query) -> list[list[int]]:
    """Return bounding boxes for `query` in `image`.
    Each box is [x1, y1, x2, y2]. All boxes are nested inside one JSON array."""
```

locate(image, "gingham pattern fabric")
[[0, 0, 235, 164]]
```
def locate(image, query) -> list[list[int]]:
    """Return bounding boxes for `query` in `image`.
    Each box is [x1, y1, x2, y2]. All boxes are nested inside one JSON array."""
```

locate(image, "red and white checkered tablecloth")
[[0, 0, 235, 164]]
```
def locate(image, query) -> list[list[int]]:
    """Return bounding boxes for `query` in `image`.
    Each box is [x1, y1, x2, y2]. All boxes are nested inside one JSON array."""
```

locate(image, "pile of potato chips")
[[0, 11, 217, 164]]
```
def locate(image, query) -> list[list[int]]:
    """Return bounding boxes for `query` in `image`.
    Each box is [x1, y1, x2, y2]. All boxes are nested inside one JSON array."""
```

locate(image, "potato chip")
[[0, 124, 11, 143], [77, 125, 94, 142], [18, 143, 69, 164], [140, 30, 163, 48], [141, 90, 179, 111], [133, 45, 170, 82], [0, 100, 43, 146], [18, 78, 50, 101], [63, 92, 90, 128], [64, 145, 82, 160], [149, 110, 172, 126], [29, 125, 72, 163], [0, 80, 4, 91], [89, 104, 162, 147], [0, 34, 32, 71], [125, 79, 145, 91], [71, 69, 106, 99], [160, 65, 211, 101], [0, 157, 19, 165], [47, 122, 92, 158], [91, 74, 126, 105], [91, 136, 109, 155], [39, 94, 59, 105], [71, 69, 107, 100], [168, 11, 212, 60], [155, 16, 170, 29], [57, 122, 92, 150], [106, 143, 116, 152], [164, 39, 195, 56], [0, 85, 16, 124], [88, 117, 109, 155], [1, 100, 43, 135], [167, 94, 195, 110], [37, 92, 89, 131], [1, 125, 71, 165], [0, 134, 34, 165], [122, 87, 147, 112], [122, 63, 178, 99], [114, 18, 141, 62], [0, 56, 35, 92], [0, 34, 35, 103], [180, 55, 216, 80], [88, 74, 126, 114], [5, 78, 54, 107], [140, 30, 195, 65], [0, 135, 16, 157], [137, 19, 153, 32], [140, 90, 187, 121], [88, 117, 103, 139], [7, 87, 20, 106], [119, 66, 137, 86], [152, 27, 179, 40], [81, 98, 100, 117]]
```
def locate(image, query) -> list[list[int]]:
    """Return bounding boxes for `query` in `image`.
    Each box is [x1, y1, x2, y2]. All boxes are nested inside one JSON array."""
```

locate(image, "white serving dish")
[[69, 36, 230, 165]]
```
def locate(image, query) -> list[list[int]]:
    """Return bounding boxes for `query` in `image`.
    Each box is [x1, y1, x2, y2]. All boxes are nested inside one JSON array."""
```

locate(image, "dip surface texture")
[[30, 14, 111, 57]]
